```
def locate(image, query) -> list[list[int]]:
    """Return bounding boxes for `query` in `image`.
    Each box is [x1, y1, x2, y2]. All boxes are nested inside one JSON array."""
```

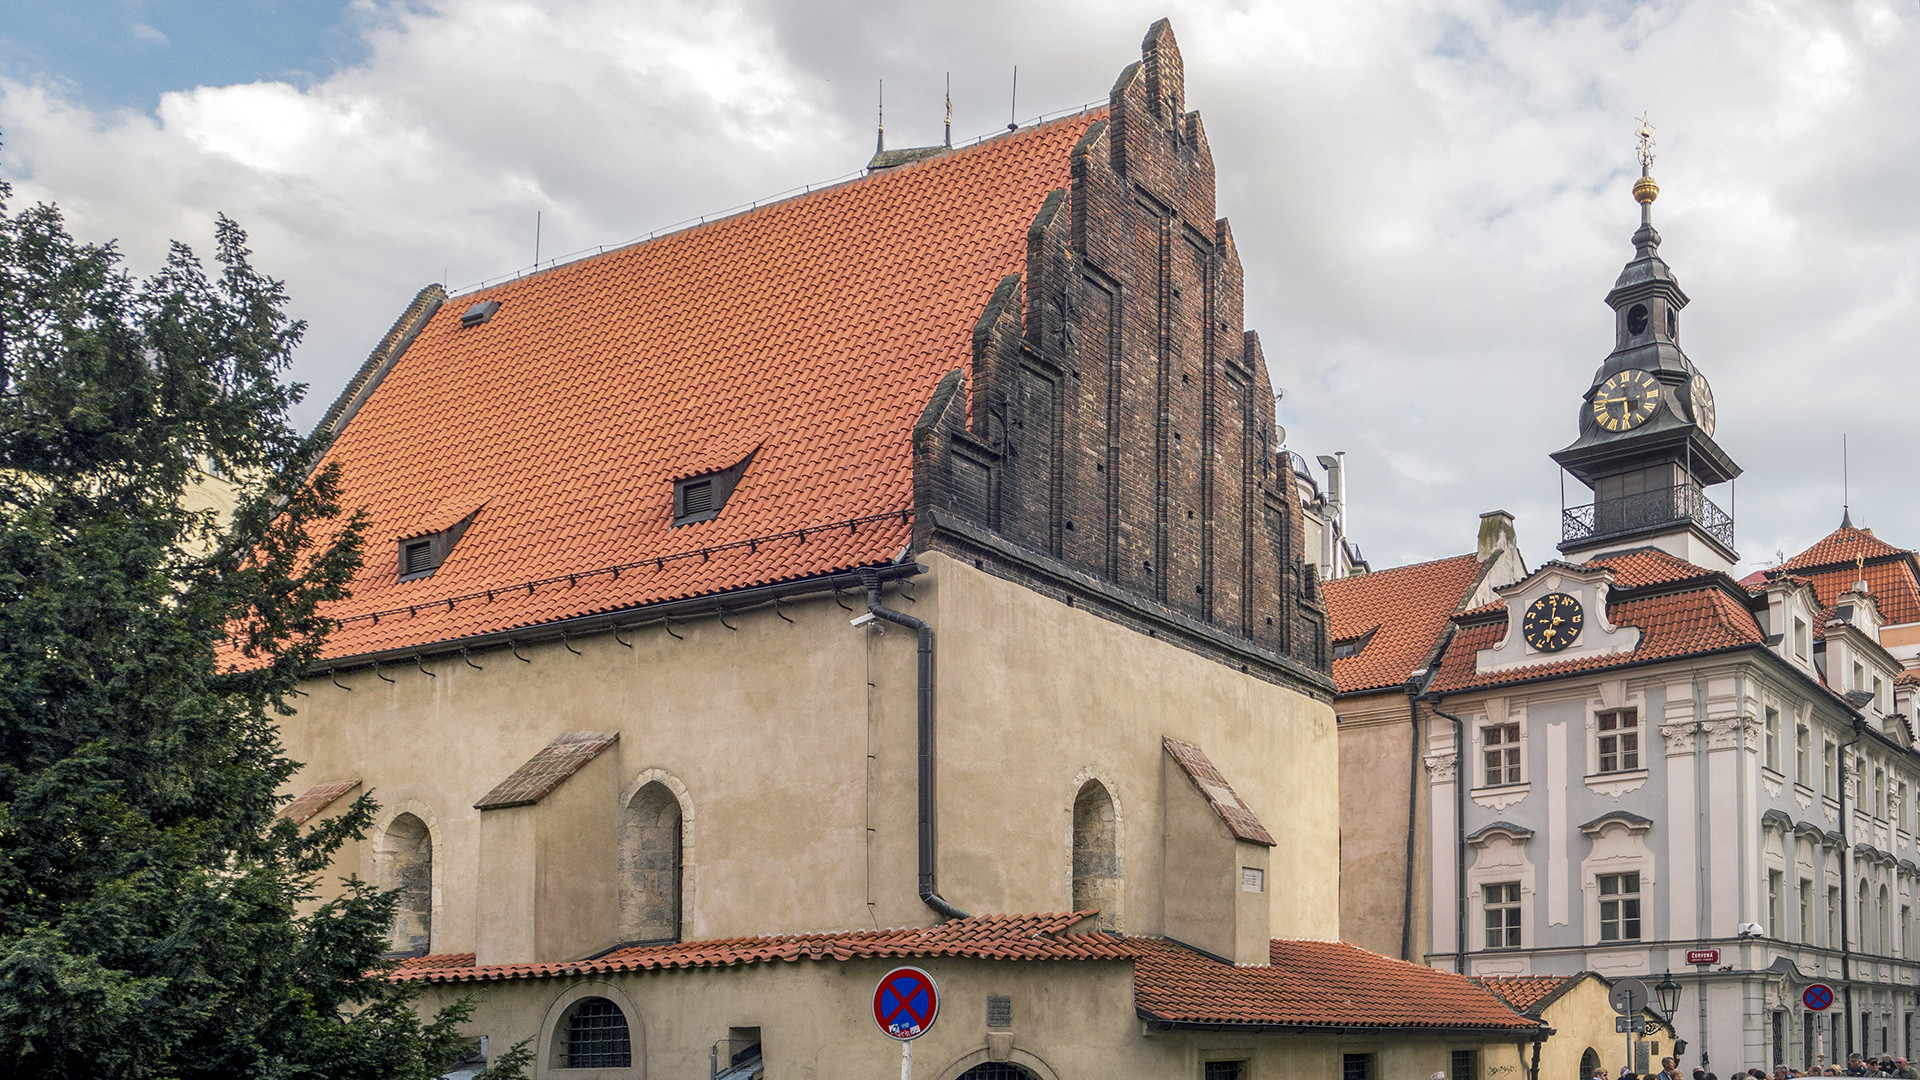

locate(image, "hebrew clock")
[[1521, 592, 1583, 653]]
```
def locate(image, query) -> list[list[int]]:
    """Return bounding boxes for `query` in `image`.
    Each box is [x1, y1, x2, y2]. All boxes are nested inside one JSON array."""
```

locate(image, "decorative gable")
[[1476, 563, 1641, 675]]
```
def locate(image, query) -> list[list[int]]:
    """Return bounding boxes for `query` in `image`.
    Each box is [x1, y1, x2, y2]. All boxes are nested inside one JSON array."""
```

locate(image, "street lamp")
[[1656, 971, 1683, 1017]]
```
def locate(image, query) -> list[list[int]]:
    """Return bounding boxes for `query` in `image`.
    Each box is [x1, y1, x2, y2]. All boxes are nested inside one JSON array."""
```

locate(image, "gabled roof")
[[299, 112, 1102, 662], [1778, 524, 1920, 626], [1781, 523, 1907, 572], [1472, 973, 1580, 1016], [388, 916, 1537, 1033], [1324, 553, 1488, 695], [1429, 580, 1765, 694]]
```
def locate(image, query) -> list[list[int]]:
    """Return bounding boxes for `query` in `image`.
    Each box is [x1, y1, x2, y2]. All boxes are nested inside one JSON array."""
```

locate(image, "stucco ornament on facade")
[[1660, 721, 1701, 755], [1702, 714, 1758, 752], [1424, 752, 1458, 784]]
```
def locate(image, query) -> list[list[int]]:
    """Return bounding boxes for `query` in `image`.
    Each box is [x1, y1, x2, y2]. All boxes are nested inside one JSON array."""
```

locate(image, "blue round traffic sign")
[[874, 966, 940, 1040], [1804, 984, 1834, 1012]]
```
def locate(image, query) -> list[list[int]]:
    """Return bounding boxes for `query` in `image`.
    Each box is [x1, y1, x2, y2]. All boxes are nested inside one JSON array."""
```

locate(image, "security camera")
[[850, 612, 877, 628]]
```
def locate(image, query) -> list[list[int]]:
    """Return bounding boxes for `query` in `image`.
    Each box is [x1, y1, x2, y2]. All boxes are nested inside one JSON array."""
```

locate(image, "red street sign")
[[1687, 948, 1720, 965], [874, 966, 940, 1041], [1804, 984, 1834, 1012]]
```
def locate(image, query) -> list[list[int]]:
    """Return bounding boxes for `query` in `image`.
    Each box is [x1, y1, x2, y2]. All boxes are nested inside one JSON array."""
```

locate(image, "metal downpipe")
[[1428, 698, 1471, 974], [864, 573, 968, 921]]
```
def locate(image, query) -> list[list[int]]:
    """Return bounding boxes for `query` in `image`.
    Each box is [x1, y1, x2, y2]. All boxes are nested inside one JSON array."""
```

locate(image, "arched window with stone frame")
[[620, 778, 687, 943], [376, 812, 433, 955], [1071, 779, 1122, 932]]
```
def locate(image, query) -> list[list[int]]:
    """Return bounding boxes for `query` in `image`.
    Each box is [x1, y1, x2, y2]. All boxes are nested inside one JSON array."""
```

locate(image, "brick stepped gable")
[[913, 21, 1325, 674]]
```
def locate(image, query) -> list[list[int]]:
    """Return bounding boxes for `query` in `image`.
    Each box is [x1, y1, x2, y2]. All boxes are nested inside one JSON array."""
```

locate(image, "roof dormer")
[[1759, 576, 1822, 676], [1476, 562, 1641, 676]]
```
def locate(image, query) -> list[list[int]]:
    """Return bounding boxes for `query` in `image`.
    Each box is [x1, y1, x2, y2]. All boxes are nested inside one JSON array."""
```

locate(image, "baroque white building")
[[1409, 163, 1920, 1072]]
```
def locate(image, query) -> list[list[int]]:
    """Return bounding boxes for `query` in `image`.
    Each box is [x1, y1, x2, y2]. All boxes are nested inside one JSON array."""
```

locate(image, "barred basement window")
[[560, 997, 631, 1068], [1204, 1063, 1245, 1080], [1452, 1048, 1478, 1080], [1343, 1053, 1373, 1080]]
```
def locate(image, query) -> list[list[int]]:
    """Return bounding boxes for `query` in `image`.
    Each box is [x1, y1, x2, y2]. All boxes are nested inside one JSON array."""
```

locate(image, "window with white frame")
[[1765, 706, 1781, 772], [1903, 904, 1913, 958], [1483, 722, 1522, 787], [1829, 886, 1842, 947], [1768, 870, 1784, 936], [1596, 709, 1641, 774], [1795, 616, 1810, 659], [1484, 882, 1522, 948], [1902, 782, 1911, 833], [1797, 724, 1812, 786], [1877, 767, 1888, 819], [1599, 872, 1642, 942], [1826, 741, 1839, 797], [1800, 878, 1814, 942]]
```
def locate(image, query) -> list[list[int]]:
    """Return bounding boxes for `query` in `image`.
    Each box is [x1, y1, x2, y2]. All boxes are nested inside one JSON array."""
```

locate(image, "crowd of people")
[[1585, 1055, 1920, 1079]]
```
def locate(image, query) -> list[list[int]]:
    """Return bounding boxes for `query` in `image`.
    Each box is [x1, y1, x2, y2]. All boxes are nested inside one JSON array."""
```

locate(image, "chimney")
[[1478, 510, 1517, 562]]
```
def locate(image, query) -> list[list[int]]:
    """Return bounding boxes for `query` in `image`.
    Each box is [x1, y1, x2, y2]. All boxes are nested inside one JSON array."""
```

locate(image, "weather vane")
[[1635, 113, 1657, 174]]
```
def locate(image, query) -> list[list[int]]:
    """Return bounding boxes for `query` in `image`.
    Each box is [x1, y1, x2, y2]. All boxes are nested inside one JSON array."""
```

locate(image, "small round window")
[[1626, 304, 1649, 335]]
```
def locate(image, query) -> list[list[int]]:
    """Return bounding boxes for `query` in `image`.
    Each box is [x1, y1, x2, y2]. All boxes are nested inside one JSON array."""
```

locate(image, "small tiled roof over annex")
[[387, 916, 1536, 1034], [1776, 523, 1920, 627], [1324, 553, 1488, 695], [1471, 973, 1580, 1017], [1134, 938, 1538, 1032], [1162, 736, 1275, 846], [389, 912, 1133, 984], [301, 112, 1103, 662], [1428, 549, 1766, 694]]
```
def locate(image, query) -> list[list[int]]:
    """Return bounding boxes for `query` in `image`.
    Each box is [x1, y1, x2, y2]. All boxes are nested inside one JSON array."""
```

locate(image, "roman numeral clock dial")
[[1592, 369, 1661, 432], [1522, 592, 1583, 653]]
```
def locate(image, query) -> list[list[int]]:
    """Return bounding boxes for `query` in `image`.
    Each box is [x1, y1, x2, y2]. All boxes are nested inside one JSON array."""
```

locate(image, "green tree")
[[0, 179, 470, 1077]]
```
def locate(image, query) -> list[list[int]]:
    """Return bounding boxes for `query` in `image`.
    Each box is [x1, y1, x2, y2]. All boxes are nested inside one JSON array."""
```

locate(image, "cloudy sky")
[[2, 0, 1913, 574]]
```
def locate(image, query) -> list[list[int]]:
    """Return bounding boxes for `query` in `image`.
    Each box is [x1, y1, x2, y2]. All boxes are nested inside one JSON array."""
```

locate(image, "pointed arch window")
[[1071, 780, 1121, 932], [620, 782, 685, 942]]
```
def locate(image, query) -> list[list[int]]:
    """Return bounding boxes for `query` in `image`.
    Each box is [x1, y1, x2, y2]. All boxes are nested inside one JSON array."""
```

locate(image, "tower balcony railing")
[[1562, 484, 1733, 549]]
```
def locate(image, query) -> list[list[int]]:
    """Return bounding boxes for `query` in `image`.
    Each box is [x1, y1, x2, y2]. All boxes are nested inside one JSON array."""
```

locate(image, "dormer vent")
[[672, 449, 756, 526], [460, 300, 500, 327], [397, 508, 481, 581]]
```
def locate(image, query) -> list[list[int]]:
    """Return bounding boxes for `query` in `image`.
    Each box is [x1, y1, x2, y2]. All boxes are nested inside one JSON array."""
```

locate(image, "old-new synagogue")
[[274, 22, 1547, 1080]]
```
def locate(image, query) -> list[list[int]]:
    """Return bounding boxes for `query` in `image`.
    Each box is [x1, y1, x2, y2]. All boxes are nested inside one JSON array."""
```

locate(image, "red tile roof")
[[1781, 524, 1906, 572], [1134, 938, 1538, 1031], [1325, 553, 1487, 695], [1162, 737, 1276, 846], [389, 912, 1133, 984], [279, 778, 360, 826], [473, 730, 619, 810], [1586, 547, 1714, 589], [298, 113, 1102, 662], [1430, 583, 1764, 694], [388, 916, 1535, 1032], [1799, 563, 1920, 627], [1472, 973, 1577, 1015]]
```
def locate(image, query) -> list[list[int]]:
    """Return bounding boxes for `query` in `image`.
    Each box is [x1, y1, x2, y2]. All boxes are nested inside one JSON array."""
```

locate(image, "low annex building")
[[275, 22, 1537, 1079]]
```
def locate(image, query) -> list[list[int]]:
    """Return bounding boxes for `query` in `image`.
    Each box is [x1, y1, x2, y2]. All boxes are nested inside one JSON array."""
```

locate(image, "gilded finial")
[[1632, 113, 1659, 205]]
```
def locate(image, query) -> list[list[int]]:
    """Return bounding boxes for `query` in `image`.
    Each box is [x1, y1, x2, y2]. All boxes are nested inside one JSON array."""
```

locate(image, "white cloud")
[[3, 0, 1916, 573]]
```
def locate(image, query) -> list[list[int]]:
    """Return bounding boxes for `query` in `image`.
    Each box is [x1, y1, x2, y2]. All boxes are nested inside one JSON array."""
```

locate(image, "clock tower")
[[1551, 119, 1740, 572]]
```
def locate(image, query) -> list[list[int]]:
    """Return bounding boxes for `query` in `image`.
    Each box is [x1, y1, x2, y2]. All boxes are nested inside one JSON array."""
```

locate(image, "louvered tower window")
[[673, 449, 757, 526]]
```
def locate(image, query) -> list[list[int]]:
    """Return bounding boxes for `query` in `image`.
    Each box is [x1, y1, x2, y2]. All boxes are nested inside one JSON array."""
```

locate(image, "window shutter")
[[403, 540, 434, 576], [681, 479, 714, 515]]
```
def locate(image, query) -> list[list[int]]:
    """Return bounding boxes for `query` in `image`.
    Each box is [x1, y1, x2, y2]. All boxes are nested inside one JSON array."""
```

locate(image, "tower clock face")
[[1592, 369, 1662, 432], [1522, 592, 1583, 653], [1690, 373, 1716, 437]]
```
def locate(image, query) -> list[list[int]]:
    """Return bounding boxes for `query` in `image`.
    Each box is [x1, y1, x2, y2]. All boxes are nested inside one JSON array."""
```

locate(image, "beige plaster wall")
[[1337, 692, 1427, 958], [420, 956, 1516, 1080], [922, 552, 1340, 942], [280, 553, 1336, 961]]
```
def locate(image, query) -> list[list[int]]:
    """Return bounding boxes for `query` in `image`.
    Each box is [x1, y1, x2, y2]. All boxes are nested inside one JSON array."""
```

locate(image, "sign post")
[[1612, 977, 1650, 1074], [874, 966, 941, 1080]]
